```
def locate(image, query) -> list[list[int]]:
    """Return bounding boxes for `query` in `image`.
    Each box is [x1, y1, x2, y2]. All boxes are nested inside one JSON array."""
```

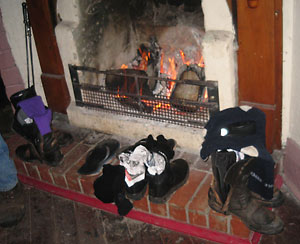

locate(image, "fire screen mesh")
[[69, 65, 219, 128]]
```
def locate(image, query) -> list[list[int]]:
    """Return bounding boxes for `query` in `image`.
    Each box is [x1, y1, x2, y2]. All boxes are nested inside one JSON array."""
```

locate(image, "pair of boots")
[[10, 89, 65, 167], [119, 135, 189, 204], [208, 151, 284, 235]]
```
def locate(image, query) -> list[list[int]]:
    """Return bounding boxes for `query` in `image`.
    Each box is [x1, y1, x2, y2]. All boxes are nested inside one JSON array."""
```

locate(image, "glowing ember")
[[118, 48, 206, 113]]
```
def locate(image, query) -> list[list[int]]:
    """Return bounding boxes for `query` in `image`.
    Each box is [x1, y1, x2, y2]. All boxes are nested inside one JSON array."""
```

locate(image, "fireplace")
[[55, 0, 237, 151]]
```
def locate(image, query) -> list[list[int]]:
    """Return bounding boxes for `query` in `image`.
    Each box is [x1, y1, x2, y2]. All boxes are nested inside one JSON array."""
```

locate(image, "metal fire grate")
[[69, 65, 219, 128]]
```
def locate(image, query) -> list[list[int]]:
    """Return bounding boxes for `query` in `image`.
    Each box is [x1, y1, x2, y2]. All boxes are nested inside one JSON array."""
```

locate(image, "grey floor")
[[0, 184, 300, 244]]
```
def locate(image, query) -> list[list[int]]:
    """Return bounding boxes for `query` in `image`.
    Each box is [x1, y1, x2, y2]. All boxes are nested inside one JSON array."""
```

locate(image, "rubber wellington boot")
[[148, 158, 189, 204], [208, 157, 284, 235]]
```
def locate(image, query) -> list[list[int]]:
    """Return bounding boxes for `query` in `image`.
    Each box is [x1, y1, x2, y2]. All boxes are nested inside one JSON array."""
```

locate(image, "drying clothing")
[[200, 106, 274, 200], [18, 96, 52, 136], [93, 164, 133, 216]]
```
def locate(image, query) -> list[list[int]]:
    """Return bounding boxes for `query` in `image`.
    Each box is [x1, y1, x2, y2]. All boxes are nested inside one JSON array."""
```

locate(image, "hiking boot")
[[250, 187, 284, 208], [208, 157, 284, 235], [0, 183, 25, 228], [148, 158, 189, 204]]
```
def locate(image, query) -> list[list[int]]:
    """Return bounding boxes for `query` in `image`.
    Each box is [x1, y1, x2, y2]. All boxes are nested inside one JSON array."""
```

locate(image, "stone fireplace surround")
[[56, 0, 237, 152]]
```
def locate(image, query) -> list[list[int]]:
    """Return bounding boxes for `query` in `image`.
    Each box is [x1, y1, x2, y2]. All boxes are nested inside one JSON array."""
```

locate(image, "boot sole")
[[149, 168, 189, 204]]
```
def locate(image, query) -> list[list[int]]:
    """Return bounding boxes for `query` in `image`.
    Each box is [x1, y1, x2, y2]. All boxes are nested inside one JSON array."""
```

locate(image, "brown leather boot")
[[208, 157, 284, 235], [0, 183, 25, 227], [250, 187, 284, 208]]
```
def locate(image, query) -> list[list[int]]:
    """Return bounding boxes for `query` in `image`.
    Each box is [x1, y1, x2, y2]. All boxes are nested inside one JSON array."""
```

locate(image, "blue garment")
[[0, 134, 18, 192], [200, 106, 274, 200]]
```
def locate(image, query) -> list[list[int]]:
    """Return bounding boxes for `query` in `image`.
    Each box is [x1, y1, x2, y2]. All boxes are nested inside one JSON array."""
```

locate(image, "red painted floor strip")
[[18, 174, 258, 244]]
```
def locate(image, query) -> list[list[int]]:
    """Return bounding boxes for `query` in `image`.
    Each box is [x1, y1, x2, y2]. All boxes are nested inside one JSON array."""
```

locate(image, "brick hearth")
[[3, 125, 266, 244]]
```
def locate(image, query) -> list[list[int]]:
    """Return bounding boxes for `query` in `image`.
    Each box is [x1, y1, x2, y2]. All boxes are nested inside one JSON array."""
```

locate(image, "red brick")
[[188, 211, 207, 227], [230, 215, 251, 238], [169, 170, 206, 207], [209, 209, 228, 233], [14, 158, 27, 175], [60, 140, 79, 156], [66, 173, 81, 192], [132, 189, 149, 212], [65, 155, 88, 193], [37, 164, 53, 184], [150, 202, 167, 217], [51, 143, 90, 175], [169, 205, 186, 222], [80, 175, 99, 197], [188, 174, 212, 212], [24, 163, 40, 179], [52, 173, 68, 188]]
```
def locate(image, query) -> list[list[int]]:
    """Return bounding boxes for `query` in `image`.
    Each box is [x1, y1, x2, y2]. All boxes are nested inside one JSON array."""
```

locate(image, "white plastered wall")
[[0, 0, 45, 103], [283, 0, 300, 145]]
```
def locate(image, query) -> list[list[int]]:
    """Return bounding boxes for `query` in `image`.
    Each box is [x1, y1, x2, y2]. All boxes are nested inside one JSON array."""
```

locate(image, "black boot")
[[0, 183, 25, 227], [148, 159, 189, 204], [125, 179, 148, 201], [118, 140, 149, 201], [208, 155, 284, 235]]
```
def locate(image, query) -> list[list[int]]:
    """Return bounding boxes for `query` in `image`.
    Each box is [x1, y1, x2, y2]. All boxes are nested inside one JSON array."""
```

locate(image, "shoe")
[[78, 139, 120, 175], [208, 156, 284, 235], [15, 144, 42, 163], [148, 159, 189, 204], [0, 183, 25, 228], [53, 130, 74, 147], [250, 187, 284, 208], [125, 179, 148, 201]]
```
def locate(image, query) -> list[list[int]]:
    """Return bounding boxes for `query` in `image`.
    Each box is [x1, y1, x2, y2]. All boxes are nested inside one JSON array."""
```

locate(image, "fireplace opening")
[[69, 64, 218, 128], [68, 0, 219, 128]]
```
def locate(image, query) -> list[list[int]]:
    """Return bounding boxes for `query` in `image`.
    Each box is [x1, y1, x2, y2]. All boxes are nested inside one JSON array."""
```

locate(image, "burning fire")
[[119, 48, 206, 113]]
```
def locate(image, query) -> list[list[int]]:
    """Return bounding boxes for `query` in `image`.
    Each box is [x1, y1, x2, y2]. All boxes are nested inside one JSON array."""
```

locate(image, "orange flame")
[[179, 50, 191, 66], [198, 55, 205, 68], [160, 52, 165, 74], [119, 48, 205, 112]]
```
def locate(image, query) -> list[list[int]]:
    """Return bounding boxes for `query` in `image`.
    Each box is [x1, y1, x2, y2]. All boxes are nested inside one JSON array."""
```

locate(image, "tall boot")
[[148, 158, 189, 204], [208, 155, 284, 235]]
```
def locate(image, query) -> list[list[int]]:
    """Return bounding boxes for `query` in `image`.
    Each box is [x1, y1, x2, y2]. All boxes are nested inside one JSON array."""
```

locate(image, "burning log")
[[105, 69, 153, 113]]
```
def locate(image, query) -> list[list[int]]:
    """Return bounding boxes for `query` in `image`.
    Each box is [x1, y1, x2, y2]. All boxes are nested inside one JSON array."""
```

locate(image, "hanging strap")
[[22, 2, 35, 88]]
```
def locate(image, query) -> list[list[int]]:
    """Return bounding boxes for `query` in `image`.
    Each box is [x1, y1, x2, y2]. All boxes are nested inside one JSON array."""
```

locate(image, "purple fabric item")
[[18, 96, 52, 136]]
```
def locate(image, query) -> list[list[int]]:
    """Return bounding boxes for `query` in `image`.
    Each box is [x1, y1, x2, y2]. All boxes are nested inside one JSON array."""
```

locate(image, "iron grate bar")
[[69, 64, 219, 129]]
